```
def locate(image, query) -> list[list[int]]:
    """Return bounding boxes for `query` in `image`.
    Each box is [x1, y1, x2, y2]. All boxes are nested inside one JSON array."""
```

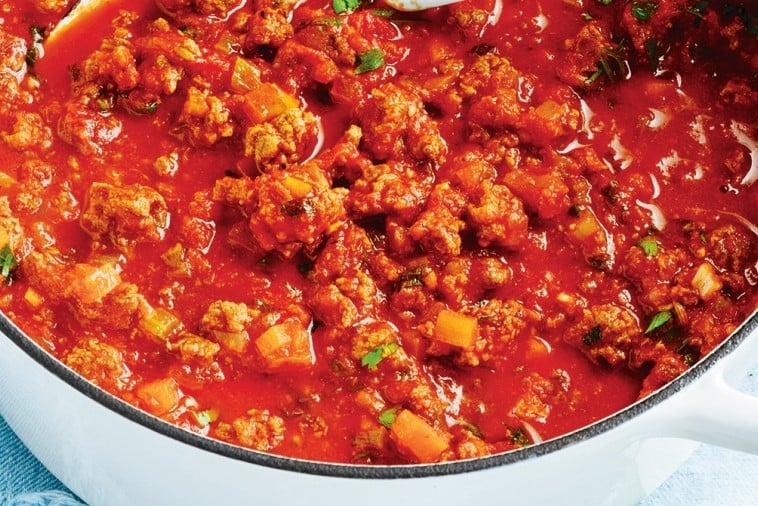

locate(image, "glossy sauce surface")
[[0, 0, 754, 464]]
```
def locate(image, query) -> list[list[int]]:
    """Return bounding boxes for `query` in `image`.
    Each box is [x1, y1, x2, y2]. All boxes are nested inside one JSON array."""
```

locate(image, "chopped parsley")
[[645, 310, 673, 334], [637, 235, 660, 257], [361, 342, 399, 369], [333, 0, 361, 14], [582, 325, 603, 346], [632, 1, 659, 22], [645, 38, 662, 72], [313, 16, 343, 27], [355, 48, 385, 75], [584, 42, 627, 85], [684, 1, 709, 21], [595, 0, 614, 5], [510, 427, 531, 447], [372, 8, 397, 17], [0, 244, 17, 283], [378, 407, 399, 428], [26, 26, 45, 66], [397, 266, 425, 290]]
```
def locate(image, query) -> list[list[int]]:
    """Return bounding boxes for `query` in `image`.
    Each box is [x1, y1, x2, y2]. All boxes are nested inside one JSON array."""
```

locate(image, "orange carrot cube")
[[254, 319, 314, 370], [390, 409, 449, 463], [433, 309, 478, 348]]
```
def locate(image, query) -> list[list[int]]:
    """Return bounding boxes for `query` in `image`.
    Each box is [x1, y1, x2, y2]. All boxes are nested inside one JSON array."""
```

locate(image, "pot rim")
[[1, 310, 756, 479]]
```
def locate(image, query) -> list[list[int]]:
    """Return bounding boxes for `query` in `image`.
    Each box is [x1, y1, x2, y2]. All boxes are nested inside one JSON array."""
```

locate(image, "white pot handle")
[[640, 317, 758, 453]]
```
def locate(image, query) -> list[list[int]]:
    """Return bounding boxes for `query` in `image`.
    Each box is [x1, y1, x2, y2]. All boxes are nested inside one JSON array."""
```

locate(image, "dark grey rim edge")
[[1, 310, 756, 479]]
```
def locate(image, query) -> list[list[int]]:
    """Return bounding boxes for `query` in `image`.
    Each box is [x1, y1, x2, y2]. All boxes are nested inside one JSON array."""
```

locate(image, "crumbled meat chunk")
[[200, 300, 259, 334], [158, 0, 239, 16], [32, 0, 74, 13], [467, 183, 529, 249], [0, 29, 27, 80], [2, 112, 53, 152], [178, 87, 235, 147], [273, 40, 340, 90], [409, 182, 466, 256], [564, 304, 641, 368], [706, 225, 755, 273], [243, 107, 320, 172], [80, 182, 170, 247], [245, 0, 297, 47], [74, 39, 139, 92], [215, 408, 286, 451], [23, 252, 143, 329], [65, 338, 133, 391], [358, 83, 447, 164], [556, 22, 617, 88], [138, 54, 184, 95], [216, 162, 347, 258], [348, 162, 434, 223], [57, 102, 123, 156]]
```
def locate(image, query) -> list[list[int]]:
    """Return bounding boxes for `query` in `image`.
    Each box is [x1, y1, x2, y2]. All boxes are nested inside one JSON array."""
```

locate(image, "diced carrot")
[[432, 309, 478, 348], [570, 209, 603, 241], [65, 262, 121, 304], [390, 409, 449, 463], [23, 287, 43, 308], [137, 377, 181, 416], [0, 171, 16, 188], [241, 83, 300, 124], [534, 99, 563, 121], [254, 319, 314, 370], [283, 176, 313, 199]]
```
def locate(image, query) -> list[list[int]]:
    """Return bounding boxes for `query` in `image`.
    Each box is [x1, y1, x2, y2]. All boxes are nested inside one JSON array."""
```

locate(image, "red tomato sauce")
[[0, 0, 754, 464]]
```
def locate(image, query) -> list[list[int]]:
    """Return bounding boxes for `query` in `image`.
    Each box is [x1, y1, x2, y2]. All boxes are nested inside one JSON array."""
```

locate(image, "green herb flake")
[[510, 427, 531, 447], [398, 266, 424, 289], [596, 0, 614, 5], [372, 8, 397, 17], [313, 16, 343, 27], [637, 235, 660, 257], [645, 38, 661, 72], [582, 325, 603, 346], [584, 41, 627, 85], [632, 1, 659, 22], [582, 12, 595, 21], [361, 342, 399, 369], [0, 244, 17, 282], [355, 48, 385, 75], [645, 310, 673, 334], [26, 26, 45, 66], [378, 407, 399, 428], [461, 422, 484, 439], [684, 1, 709, 20], [333, 0, 361, 14]]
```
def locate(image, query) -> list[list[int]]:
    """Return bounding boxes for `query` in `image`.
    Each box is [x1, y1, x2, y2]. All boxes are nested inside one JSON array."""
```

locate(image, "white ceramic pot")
[[0, 312, 756, 506]]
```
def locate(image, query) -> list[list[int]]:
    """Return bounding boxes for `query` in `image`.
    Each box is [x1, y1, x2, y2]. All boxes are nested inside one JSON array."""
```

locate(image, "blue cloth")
[[0, 416, 84, 505], [2, 368, 758, 505]]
